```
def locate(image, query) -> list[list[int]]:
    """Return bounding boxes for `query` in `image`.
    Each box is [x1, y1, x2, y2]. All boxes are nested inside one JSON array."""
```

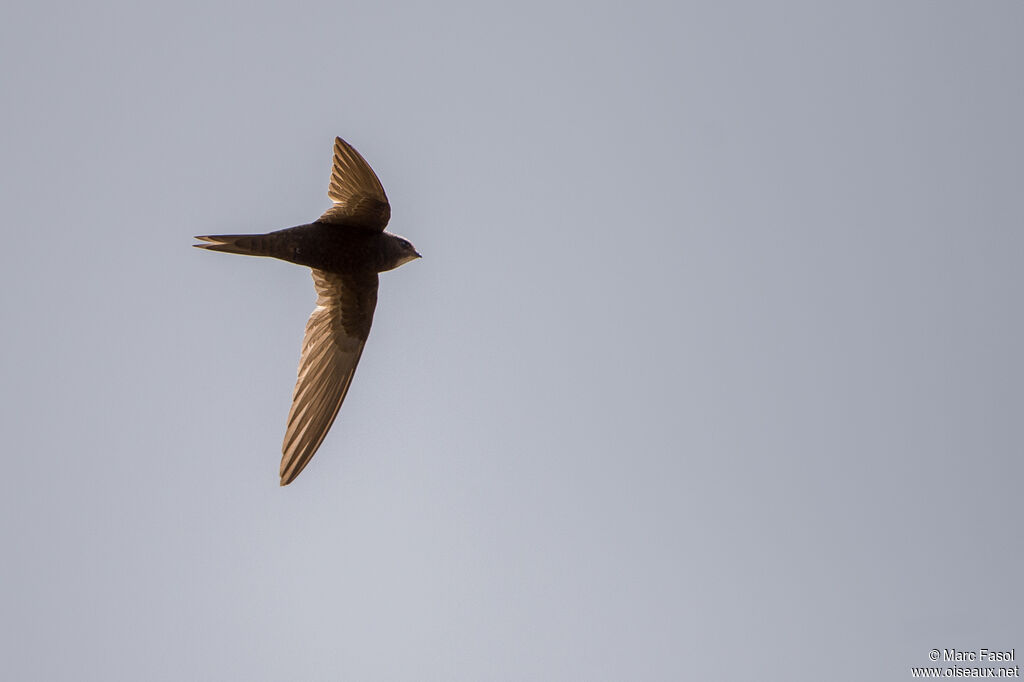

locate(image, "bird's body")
[[195, 137, 419, 486], [197, 221, 416, 273]]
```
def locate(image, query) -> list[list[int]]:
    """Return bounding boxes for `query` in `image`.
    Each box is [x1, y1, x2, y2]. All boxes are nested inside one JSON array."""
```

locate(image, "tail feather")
[[193, 234, 270, 257]]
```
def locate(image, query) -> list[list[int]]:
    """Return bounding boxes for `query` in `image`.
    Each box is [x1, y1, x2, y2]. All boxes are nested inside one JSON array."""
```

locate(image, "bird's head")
[[382, 233, 422, 271]]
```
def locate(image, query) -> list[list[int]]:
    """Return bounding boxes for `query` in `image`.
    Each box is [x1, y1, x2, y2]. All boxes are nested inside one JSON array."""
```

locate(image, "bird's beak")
[[414, 251, 423, 259]]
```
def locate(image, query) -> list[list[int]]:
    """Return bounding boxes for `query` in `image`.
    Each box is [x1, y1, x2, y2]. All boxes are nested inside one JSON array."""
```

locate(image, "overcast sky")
[[2, 2, 1021, 680]]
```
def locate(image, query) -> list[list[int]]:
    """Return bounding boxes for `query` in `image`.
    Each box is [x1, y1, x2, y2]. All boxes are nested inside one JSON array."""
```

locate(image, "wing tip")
[[279, 460, 298, 486]]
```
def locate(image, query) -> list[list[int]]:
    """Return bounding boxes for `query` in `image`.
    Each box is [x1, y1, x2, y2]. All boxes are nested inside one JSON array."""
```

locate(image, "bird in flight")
[[195, 137, 420, 486]]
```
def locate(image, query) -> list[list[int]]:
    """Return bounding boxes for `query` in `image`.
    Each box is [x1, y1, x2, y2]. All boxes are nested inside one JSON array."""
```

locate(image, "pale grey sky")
[[2, 2, 1021, 680]]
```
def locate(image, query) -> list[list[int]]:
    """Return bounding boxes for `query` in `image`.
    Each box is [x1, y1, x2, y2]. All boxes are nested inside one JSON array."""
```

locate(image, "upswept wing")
[[317, 137, 391, 230], [280, 268, 379, 485]]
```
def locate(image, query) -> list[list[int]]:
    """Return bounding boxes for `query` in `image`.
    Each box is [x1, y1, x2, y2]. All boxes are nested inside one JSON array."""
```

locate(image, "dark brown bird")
[[195, 137, 420, 486]]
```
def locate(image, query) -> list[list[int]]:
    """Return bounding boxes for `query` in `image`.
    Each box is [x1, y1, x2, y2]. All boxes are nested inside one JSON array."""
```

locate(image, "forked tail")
[[193, 234, 275, 257]]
